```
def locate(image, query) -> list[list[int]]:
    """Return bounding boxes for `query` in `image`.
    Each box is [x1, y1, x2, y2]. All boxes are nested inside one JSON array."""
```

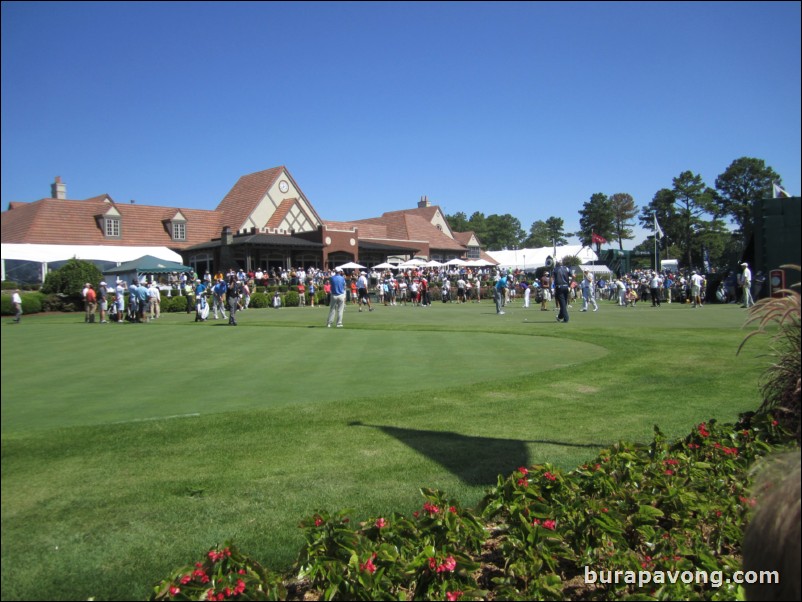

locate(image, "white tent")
[[579, 264, 613, 275], [1, 243, 186, 283], [1, 243, 184, 264], [487, 245, 598, 270]]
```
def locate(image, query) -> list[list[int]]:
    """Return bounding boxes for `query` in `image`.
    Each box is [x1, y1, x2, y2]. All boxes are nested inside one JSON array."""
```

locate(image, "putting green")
[[2, 323, 606, 432]]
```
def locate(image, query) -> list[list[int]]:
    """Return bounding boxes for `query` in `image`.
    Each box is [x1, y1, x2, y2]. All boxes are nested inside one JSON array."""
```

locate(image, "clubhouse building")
[[1, 166, 494, 283]]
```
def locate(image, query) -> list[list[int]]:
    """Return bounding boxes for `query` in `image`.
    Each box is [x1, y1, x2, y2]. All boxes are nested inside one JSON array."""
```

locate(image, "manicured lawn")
[[1, 299, 770, 600]]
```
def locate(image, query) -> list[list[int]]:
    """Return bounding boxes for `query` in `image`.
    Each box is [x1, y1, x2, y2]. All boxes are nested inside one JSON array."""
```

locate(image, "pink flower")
[[439, 556, 457, 572], [517, 466, 529, 475], [360, 554, 377, 574], [169, 585, 181, 596], [375, 517, 387, 529], [314, 516, 324, 527], [235, 579, 246, 594], [543, 471, 557, 481], [543, 519, 556, 530], [517, 477, 529, 487], [446, 590, 464, 601], [429, 557, 438, 570], [698, 423, 710, 437], [180, 574, 192, 585], [423, 501, 440, 515]]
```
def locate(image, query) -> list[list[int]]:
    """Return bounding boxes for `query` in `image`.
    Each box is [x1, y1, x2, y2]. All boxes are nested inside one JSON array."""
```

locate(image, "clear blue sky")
[[2, 1, 800, 246]]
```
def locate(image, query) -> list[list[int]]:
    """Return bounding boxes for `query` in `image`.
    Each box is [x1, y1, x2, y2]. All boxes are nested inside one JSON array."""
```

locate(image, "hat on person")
[[100, 281, 106, 286], [741, 262, 748, 267], [335, 267, 343, 273]]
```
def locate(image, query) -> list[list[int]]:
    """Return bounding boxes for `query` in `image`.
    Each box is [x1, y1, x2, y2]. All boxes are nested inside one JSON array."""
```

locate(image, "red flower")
[[664, 469, 674, 475], [180, 574, 192, 585], [439, 556, 457, 572], [423, 501, 440, 515], [446, 591, 464, 601], [449, 506, 457, 514], [543, 471, 557, 481], [234, 579, 246, 595], [698, 423, 710, 437], [517, 477, 529, 487], [429, 557, 438, 570], [772, 420, 779, 426], [517, 466, 529, 475], [543, 519, 556, 530], [314, 516, 324, 527], [360, 554, 377, 574], [663, 458, 679, 466], [169, 585, 180, 596], [375, 517, 387, 529]]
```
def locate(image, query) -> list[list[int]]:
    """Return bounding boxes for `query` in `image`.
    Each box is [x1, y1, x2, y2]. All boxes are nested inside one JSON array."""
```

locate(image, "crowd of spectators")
[[85, 262, 763, 322]]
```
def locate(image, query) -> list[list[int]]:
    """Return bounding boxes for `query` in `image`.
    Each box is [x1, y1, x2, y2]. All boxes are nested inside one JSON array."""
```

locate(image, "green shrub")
[[40, 258, 102, 297], [1, 291, 44, 315], [283, 291, 299, 307], [249, 292, 269, 309]]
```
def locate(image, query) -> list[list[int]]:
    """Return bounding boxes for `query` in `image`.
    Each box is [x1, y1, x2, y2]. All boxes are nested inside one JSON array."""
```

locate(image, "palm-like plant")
[[739, 265, 801, 443]]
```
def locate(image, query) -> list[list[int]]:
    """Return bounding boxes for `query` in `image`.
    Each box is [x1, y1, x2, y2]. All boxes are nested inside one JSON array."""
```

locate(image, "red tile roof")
[[215, 166, 284, 231], [2, 196, 221, 248]]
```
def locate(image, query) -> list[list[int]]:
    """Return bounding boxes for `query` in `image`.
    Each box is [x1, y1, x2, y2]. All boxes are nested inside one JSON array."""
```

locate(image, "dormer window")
[[105, 217, 121, 238], [169, 211, 188, 241], [172, 221, 186, 241]]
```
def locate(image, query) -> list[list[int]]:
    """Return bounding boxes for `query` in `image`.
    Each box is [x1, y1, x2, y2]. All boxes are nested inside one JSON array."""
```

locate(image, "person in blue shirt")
[[136, 279, 150, 322], [494, 270, 508, 315], [212, 278, 228, 320], [327, 267, 347, 328], [194, 280, 208, 321]]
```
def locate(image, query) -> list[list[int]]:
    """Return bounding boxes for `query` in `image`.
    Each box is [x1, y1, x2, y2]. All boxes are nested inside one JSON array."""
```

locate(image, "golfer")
[[327, 267, 347, 328]]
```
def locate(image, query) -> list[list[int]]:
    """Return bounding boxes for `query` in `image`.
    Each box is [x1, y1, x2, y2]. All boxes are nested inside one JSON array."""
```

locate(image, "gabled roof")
[[1, 196, 221, 248], [351, 210, 466, 252], [453, 231, 480, 247], [216, 167, 284, 230]]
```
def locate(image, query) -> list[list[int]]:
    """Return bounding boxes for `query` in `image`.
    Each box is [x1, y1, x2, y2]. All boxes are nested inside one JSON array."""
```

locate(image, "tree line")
[[446, 157, 786, 271]]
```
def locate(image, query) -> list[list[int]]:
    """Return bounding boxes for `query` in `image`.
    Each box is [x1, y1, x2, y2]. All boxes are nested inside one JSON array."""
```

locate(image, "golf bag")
[[196, 295, 209, 321]]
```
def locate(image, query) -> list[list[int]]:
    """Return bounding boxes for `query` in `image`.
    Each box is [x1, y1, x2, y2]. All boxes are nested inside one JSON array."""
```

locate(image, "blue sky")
[[2, 1, 800, 246]]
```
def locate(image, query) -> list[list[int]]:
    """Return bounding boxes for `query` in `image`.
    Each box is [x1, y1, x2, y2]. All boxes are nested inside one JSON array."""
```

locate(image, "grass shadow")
[[350, 421, 605, 486]]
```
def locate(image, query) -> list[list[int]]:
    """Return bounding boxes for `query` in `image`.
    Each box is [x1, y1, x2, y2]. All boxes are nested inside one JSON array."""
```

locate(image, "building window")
[[172, 222, 186, 241], [105, 218, 120, 238], [467, 246, 480, 259]]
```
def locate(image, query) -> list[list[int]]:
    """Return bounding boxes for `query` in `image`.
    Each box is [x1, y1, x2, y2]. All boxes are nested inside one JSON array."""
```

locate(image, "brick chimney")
[[418, 195, 430, 208], [51, 176, 67, 199]]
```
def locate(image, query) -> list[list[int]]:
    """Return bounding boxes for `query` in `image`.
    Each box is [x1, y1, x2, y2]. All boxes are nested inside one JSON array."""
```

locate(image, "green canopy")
[[105, 255, 192, 275]]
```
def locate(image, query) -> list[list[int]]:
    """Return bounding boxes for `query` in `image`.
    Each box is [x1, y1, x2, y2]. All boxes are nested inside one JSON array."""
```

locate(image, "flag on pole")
[[591, 232, 607, 245], [773, 183, 791, 198], [654, 214, 664, 239]]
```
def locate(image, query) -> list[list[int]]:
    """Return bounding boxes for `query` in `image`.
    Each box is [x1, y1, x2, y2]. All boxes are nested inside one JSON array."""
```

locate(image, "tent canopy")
[[1, 243, 183, 264], [105, 255, 192, 275]]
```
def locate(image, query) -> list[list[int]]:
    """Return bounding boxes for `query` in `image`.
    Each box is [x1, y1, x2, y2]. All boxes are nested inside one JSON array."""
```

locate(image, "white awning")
[[1, 244, 183, 264]]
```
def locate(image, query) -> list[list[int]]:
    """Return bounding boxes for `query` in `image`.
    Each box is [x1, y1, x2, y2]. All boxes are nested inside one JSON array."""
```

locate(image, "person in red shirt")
[[85, 284, 97, 323]]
